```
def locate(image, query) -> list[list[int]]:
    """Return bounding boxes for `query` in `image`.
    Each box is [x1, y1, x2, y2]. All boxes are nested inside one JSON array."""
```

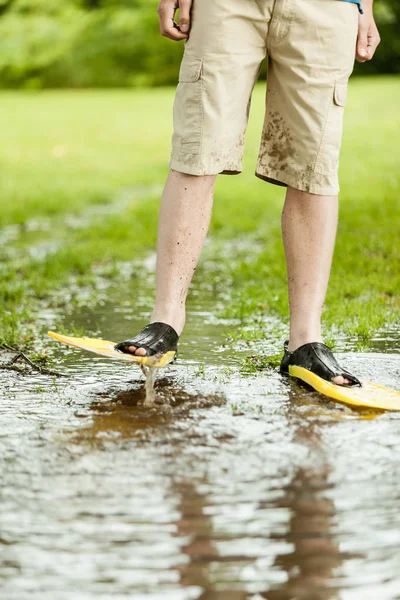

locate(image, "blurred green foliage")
[[0, 0, 398, 88]]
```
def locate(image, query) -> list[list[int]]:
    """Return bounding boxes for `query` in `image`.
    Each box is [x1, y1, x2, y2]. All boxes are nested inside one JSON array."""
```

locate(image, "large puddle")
[[1, 240, 400, 599]]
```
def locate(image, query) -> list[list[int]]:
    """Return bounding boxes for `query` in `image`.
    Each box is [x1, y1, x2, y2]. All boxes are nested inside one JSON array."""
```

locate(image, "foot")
[[115, 322, 179, 357], [287, 340, 350, 385], [281, 341, 361, 388], [127, 318, 183, 356], [122, 309, 185, 356]]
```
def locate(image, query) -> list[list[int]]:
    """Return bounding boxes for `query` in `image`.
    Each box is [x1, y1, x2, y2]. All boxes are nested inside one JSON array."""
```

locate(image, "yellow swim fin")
[[289, 365, 400, 411], [48, 331, 176, 368]]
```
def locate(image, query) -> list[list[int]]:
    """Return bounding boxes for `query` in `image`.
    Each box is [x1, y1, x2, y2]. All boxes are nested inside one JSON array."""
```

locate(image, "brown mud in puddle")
[[1, 242, 400, 599]]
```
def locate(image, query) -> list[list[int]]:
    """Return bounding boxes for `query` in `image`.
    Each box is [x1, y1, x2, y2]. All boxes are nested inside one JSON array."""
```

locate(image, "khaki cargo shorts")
[[169, 0, 359, 195]]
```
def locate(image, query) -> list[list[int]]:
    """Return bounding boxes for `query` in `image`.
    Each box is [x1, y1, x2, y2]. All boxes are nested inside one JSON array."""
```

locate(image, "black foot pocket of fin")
[[280, 341, 361, 387], [115, 322, 179, 357]]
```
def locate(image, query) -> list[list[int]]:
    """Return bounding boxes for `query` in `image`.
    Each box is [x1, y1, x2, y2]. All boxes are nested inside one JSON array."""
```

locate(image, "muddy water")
[[1, 245, 400, 599]]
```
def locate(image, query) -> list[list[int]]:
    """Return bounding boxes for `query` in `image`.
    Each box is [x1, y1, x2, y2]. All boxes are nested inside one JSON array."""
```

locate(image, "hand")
[[356, 4, 380, 62], [158, 0, 192, 41]]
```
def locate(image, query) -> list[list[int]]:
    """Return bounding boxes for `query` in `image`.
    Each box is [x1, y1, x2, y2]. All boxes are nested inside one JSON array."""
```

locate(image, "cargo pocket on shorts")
[[172, 55, 203, 156], [314, 81, 348, 176]]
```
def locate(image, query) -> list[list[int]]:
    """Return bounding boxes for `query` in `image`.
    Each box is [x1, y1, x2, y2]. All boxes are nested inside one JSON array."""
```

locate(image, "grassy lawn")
[[0, 76, 399, 357]]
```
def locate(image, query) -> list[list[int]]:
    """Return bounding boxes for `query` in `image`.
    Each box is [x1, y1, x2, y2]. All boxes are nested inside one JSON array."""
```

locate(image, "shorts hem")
[[255, 169, 340, 196], [169, 157, 242, 177]]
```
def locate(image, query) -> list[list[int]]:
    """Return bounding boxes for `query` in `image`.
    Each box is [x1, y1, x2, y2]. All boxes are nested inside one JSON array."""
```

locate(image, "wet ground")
[[1, 243, 400, 600]]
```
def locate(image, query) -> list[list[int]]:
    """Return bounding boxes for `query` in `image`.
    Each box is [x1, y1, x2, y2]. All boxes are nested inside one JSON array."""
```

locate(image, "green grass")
[[0, 76, 399, 354], [0, 89, 173, 226]]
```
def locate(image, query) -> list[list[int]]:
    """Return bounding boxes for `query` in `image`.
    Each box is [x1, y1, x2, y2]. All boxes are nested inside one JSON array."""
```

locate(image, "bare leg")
[[282, 186, 349, 385], [129, 170, 216, 355]]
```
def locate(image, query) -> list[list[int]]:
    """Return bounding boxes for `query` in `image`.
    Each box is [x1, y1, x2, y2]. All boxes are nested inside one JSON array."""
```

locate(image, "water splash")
[[140, 364, 158, 406]]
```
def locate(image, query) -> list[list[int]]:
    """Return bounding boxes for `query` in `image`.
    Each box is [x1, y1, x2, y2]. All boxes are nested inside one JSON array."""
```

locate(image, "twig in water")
[[0, 364, 31, 375], [0, 344, 68, 378], [1, 343, 18, 353]]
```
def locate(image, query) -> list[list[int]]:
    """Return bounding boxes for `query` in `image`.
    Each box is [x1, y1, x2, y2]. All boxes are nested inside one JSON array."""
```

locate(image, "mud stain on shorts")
[[259, 111, 296, 172]]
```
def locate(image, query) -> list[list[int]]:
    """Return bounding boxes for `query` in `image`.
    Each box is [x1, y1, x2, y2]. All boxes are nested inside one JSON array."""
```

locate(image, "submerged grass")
[[0, 76, 399, 358]]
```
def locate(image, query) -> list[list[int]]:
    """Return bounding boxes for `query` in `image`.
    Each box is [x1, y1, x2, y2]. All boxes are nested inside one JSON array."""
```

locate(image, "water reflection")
[[63, 379, 365, 598], [173, 481, 219, 594], [167, 404, 353, 599], [266, 416, 345, 600]]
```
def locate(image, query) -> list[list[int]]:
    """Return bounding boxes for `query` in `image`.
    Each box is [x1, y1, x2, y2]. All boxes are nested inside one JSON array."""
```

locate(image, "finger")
[[365, 32, 381, 60], [179, 0, 191, 34], [158, 2, 187, 41], [356, 22, 368, 62]]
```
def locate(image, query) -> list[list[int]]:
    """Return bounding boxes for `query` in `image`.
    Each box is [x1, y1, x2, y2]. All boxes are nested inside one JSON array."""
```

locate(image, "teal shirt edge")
[[339, 0, 363, 14]]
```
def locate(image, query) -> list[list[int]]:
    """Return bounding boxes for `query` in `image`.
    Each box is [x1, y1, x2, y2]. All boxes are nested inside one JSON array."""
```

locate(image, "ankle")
[[288, 330, 322, 352], [150, 307, 186, 337]]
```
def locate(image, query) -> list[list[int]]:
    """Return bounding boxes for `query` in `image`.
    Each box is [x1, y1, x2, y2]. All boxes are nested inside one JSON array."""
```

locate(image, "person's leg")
[[128, 170, 216, 356], [255, 0, 359, 384], [282, 187, 338, 351], [119, 0, 270, 356], [282, 187, 350, 385]]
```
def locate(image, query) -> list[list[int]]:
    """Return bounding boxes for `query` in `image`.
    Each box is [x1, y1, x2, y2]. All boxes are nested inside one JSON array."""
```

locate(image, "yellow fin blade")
[[48, 331, 176, 368], [289, 365, 400, 411]]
